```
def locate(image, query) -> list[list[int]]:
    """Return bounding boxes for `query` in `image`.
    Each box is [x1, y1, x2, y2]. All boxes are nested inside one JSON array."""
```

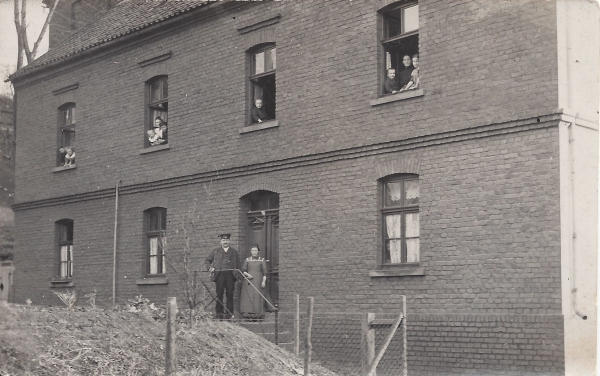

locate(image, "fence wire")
[[238, 311, 406, 376]]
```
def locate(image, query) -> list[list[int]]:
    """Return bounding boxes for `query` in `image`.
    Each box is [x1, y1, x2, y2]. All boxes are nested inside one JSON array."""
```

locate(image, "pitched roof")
[[10, 0, 210, 80]]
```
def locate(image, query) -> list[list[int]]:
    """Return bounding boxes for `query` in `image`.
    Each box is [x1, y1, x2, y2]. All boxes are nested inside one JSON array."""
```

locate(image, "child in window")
[[64, 147, 75, 167]]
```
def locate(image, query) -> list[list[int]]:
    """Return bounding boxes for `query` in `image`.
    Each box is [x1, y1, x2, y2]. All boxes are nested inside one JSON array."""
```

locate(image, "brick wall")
[[13, 0, 565, 373], [14, 0, 558, 203]]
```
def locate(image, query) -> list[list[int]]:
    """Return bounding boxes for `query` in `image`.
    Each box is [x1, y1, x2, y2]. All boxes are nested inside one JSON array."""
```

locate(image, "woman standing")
[[240, 244, 269, 320]]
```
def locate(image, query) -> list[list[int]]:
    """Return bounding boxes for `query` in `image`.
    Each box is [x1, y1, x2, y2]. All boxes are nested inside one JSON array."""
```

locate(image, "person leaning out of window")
[[384, 68, 400, 95], [251, 99, 269, 124], [400, 54, 420, 92]]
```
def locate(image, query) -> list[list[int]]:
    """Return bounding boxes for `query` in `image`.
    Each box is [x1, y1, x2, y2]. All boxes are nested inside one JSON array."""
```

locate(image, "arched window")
[[380, 174, 419, 264], [56, 219, 74, 278], [57, 103, 76, 167], [145, 76, 168, 147], [380, 1, 420, 96], [248, 44, 276, 124], [144, 207, 167, 275]]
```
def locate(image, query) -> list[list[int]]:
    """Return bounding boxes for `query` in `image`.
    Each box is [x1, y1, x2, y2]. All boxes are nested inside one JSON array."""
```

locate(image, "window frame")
[[145, 76, 169, 148], [247, 44, 276, 125], [57, 103, 76, 167], [144, 207, 167, 276], [379, 1, 420, 97], [56, 219, 74, 279], [380, 174, 420, 266]]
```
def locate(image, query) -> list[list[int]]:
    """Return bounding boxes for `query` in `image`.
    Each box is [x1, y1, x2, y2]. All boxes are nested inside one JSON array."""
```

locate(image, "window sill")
[[50, 279, 74, 287], [140, 144, 170, 155], [370, 88, 424, 106], [52, 164, 77, 172], [136, 276, 168, 285], [240, 120, 279, 134], [369, 266, 425, 278]]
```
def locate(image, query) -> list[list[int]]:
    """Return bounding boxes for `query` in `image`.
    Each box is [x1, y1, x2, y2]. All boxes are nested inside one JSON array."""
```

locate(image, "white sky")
[[0, 0, 49, 95]]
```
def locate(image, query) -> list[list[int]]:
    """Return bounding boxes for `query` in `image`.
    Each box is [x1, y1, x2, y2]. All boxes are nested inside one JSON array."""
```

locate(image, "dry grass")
[[0, 302, 338, 376]]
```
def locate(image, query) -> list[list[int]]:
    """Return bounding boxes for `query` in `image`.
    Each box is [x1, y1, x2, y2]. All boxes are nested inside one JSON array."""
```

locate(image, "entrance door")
[[0, 260, 14, 302], [244, 191, 279, 305]]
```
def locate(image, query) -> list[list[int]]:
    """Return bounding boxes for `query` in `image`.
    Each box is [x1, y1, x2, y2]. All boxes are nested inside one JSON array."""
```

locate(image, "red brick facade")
[[11, 1, 569, 374]]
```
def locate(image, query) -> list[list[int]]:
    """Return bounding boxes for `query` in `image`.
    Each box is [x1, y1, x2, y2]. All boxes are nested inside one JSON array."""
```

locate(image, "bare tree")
[[13, 0, 60, 69], [164, 198, 209, 327]]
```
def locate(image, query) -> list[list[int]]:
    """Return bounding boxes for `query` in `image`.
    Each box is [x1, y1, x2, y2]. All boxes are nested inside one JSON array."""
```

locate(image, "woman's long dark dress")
[[240, 257, 268, 319]]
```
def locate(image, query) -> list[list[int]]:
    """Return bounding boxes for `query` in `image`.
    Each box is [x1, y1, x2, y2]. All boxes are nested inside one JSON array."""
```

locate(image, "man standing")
[[205, 233, 241, 319]]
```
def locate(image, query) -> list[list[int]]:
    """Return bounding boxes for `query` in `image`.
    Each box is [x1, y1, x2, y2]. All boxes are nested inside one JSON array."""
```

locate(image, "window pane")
[[160, 209, 167, 230], [150, 80, 163, 102], [384, 181, 403, 207], [384, 214, 402, 238], [385, 239, 402, 264], [266, 48, 276, 71], [149, 237, 158, 274], [406, 238, 419, 262], [385, 8, 401, 38], [148, 211, 159, 231], [254, 51, 265, 74], [162, 79, 168, 100], [403, 5, 419, 33], [405, 213, 419, 262], [404, 180, 419, 205], [161, 254, 166, 274], [405, 212, 419, 237], [71, 107, 76, 124]]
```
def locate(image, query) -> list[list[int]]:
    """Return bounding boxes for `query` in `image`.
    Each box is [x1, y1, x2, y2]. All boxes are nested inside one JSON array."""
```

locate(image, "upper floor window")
[[249, 45, 276, 124], [380, 2, 420, 96], [146, 76, 168, 147], [56, 219, 74, 278], [57, 103, 76, 167], [381, 175, 419, 264], [145, 207, 166, 275]]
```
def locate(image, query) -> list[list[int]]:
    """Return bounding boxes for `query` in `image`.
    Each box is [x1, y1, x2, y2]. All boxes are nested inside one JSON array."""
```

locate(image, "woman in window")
[[240, 244, 273, 321], [398, 55, 414, 91]]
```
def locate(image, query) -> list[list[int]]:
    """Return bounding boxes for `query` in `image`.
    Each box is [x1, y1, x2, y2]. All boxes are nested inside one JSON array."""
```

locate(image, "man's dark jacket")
[[205, 247, 242, 282]]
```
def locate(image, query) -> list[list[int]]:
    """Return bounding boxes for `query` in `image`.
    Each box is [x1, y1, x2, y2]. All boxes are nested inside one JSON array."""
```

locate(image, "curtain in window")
[[385, 214, 402, 263], [406, 213, 419, 262], [149, 237, 159, 274], [60, 245, 73, 277]]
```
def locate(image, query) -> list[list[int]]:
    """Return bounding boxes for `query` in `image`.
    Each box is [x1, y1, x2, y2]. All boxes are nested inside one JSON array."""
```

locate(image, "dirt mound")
[[0, 302, 337, 376]]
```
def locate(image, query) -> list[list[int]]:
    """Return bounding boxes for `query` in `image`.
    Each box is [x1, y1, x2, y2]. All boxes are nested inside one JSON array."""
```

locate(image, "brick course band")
[[13, 114, 559, 212]]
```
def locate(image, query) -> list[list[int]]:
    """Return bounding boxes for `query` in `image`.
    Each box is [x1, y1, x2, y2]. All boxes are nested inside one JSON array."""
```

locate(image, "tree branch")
[[31, 0, 60, 59], [13, 0, 23, 69]]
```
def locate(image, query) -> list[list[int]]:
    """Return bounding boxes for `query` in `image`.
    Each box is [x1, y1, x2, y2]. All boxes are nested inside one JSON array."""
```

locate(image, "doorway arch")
[[241, 190, 279, 305]]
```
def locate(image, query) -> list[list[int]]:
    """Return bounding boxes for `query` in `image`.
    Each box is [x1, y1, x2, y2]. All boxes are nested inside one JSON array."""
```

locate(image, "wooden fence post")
[[362, 312, 376, 375], [366, 312, 404, 376], [402, 295, 407, 376], [165, 297, 177, 376], [304, 297, 314, 376], [294, 294, 300, 357]]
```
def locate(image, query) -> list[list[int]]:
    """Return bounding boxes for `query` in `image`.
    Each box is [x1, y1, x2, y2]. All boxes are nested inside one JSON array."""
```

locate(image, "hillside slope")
[[0, 302, 337, 376]]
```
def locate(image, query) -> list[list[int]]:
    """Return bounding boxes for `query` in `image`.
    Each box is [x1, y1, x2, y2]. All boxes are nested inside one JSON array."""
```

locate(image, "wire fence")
[[235, 301, 407, 376]]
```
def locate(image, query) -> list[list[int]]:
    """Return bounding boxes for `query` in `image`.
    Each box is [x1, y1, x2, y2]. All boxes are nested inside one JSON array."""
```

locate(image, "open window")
[[56, 219, 74, 279], [248, 44, 276, 124], [380, 175, 419, 265], [57, 103, 76, 167], [144, 207, 166, 275], [380, 2, 419, 96], [145, 76, 168, 147]]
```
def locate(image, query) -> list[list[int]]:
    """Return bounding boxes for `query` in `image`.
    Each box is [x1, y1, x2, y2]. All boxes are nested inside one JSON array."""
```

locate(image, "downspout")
[[567, 115, 587, 320], [112, 179, 121, 307]]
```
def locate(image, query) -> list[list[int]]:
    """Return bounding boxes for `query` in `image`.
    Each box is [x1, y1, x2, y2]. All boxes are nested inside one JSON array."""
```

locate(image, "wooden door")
[[244, 190, 280, 305]]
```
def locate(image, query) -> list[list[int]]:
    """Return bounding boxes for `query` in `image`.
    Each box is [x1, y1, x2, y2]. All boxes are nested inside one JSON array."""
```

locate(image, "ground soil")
[[0, 302, 338, 376]]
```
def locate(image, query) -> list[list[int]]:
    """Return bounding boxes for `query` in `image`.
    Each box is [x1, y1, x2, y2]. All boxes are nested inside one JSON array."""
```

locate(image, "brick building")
[[8, 1, 598, 375]]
